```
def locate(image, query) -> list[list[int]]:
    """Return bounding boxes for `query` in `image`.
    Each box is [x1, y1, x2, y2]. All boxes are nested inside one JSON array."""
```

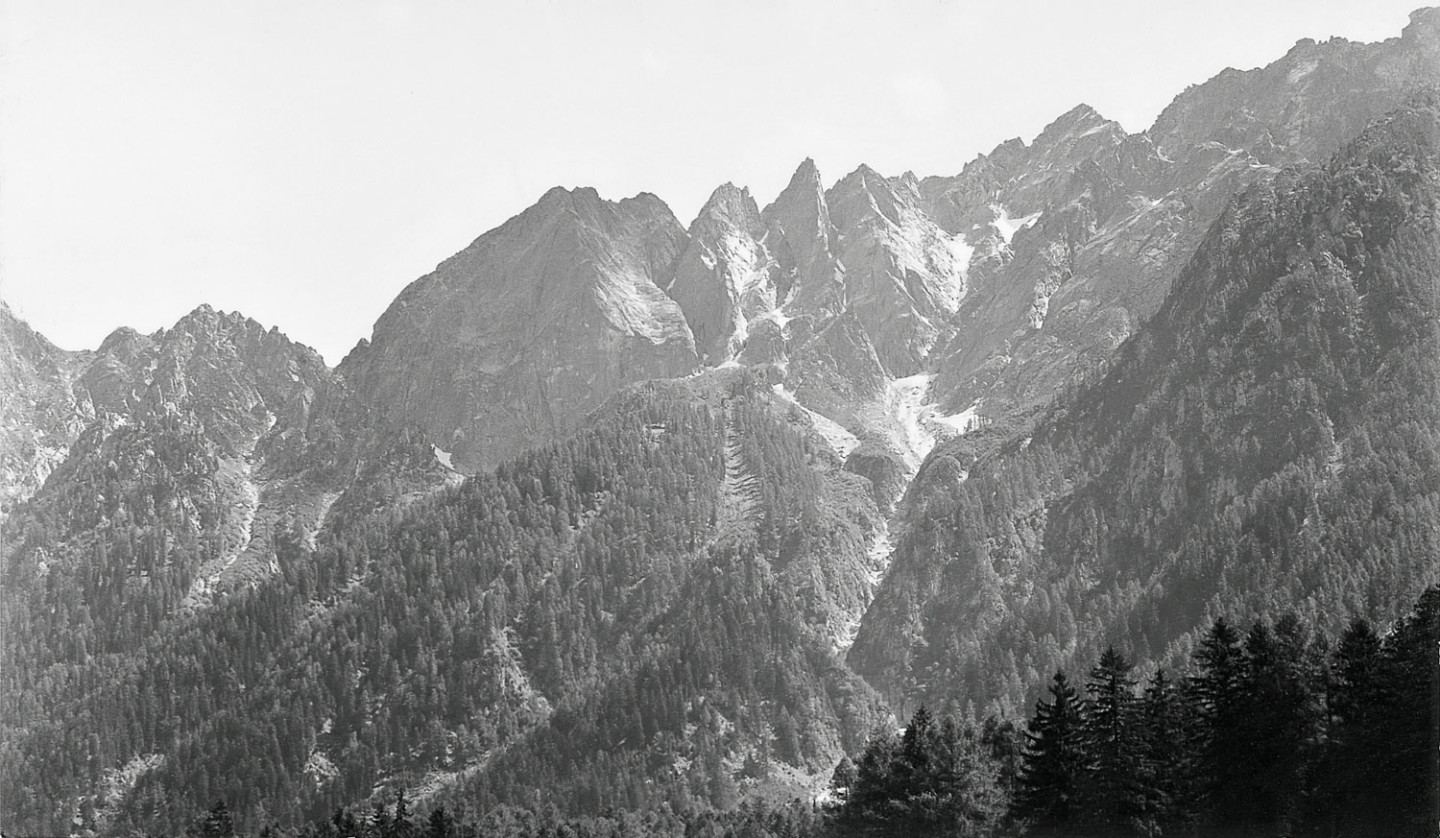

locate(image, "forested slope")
[[851, 98, 1440, 714], [1, 374, 888, 834]]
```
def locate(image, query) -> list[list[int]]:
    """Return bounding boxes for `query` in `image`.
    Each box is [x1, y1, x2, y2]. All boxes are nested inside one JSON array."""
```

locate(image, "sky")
[[0, 1, 1426, 365]]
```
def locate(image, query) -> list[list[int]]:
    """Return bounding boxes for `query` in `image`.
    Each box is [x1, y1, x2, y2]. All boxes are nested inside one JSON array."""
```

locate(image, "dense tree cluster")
[[832, 706, 1015, 836], [1012, 588, 1439, 837]]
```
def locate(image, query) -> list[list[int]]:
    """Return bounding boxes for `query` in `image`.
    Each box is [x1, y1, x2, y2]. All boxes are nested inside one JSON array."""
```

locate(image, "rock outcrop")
[[340, 187, 698, 473]]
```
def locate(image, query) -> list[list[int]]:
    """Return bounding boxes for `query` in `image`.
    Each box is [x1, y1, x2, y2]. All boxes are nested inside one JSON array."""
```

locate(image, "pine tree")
[[1137, 669, 1200, 834], [1187, 616, 1245, 826], [1309, 617, 1384, 834], [1080, 647, 1142, 833], [1014, 670, 1088, 829]]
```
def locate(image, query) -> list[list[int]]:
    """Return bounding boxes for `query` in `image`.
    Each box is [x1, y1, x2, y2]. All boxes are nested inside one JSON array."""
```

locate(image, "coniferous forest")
[[173, 585, 1437, 838], [4, 14, 1440, 838]]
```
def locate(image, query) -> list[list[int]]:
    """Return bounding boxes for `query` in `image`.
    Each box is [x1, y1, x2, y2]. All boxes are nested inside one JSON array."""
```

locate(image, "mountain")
[[0, 306, 352, 663], [924, 8, 1440, 421], [3, 10, 1440, 836], [338, 187, 698, 474], [849, 95, 1440, 715]]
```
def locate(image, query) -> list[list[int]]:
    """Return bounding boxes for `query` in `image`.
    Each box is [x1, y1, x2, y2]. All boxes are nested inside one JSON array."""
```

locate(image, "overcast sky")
[[1, 1, 1424, 364]]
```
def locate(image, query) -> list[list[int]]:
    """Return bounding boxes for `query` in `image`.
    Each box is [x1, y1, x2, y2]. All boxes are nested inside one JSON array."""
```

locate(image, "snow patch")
[[990, 204, 1042, 246], [755, 305, 794, 329], [182, 455, 260, 608], [303, 749, 339, 787], [885, 373, 938, 473], [836, 519, 895, 654], [932, 400, 983, 434], [1029, 288, 1054, 329], [947, 233, 975, 285], [432, 444, 455, 470]]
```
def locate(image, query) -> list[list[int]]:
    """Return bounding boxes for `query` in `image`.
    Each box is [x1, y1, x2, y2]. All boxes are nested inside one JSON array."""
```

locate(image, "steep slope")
[[0, 306, 346, 663], [851, 98, 1440, 715], [922, 8, 1440, 421], [668, 185, 776, 364], [339, 187, 698, 473], [0, 302, 92, 520], [822, 166, 971, 378]]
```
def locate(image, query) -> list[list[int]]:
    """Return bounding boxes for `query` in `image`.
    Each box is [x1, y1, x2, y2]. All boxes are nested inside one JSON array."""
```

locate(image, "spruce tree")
[[1234, 615, 1325, 834], [1080, 647, 1142, 833], [1187, 616, 1245, 826], [1137, 669, 1199, 833], [1014, 670, 1088, 829], [425, 806, 454, 838], [1307, 617, 1383, 834]]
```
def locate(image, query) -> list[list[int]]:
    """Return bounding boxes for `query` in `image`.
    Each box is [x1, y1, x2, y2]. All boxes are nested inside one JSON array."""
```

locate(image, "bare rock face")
[[340, 187, 698, 473], [763, 158, 845, 321], [668, 184, 775, 364], [0, 302, 91, 519], [825, 165, 970, 377], [920, 12, 1440, 421]]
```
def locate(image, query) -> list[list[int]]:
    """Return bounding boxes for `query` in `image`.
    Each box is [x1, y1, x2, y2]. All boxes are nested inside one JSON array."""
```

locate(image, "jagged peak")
[[839, 162, 886, 185], [173, 304, 251, 332], [531, 185, 608, 217], [1033, 103, 1119, 147], [830, 163, 896, 205], [690, 182, 762, 236], [787, 157, 822, 187], [828, 164, 914, 231], [762, 158, 831, 224]]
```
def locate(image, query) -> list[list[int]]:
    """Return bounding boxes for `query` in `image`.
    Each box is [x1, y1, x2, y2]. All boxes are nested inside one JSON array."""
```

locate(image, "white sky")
[[0, 0, 1424, 364]]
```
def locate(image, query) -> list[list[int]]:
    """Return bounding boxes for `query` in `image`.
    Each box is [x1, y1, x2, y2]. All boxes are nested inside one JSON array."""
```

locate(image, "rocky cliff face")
[[668, 184, 775, 364], [920, 9, 1440, 421], [0, 302, 91, 520], [340, 187, 698, 473]]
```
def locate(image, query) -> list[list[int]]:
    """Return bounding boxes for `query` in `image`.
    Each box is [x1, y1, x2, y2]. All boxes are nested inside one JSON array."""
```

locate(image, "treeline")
[[836, 586, 1439, 837]]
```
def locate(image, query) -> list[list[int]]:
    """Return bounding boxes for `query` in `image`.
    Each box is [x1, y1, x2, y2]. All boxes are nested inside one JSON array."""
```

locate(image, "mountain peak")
[[536, 184, 606, 211], [781, 157, 824, 194], [690, 182, 762, 235], [1034, 103, 1116, 145], [841, 162, 885, 183], [1406, 6, 1440, 40]]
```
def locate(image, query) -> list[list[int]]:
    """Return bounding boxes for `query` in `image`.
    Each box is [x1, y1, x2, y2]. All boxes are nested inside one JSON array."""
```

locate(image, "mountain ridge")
[[3, 10, 1439, 834]]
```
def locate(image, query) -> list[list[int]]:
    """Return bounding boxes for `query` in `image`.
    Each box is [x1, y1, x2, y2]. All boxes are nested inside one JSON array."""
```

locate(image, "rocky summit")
[[338, 187, 697, 474]]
